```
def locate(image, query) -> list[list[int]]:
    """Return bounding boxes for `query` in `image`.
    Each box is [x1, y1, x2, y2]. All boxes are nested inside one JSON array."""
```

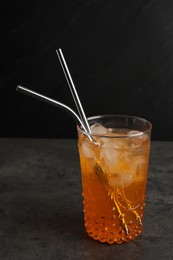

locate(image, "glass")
[[77, 115, 152, 244]]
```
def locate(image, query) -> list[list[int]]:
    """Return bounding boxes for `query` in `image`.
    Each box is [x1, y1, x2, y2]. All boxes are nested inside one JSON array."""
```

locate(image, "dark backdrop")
[[1, 0, 173, 140]]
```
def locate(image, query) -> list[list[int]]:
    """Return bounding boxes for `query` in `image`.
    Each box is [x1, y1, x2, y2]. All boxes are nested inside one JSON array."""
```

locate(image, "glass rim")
[[77, 114, 152, 138]]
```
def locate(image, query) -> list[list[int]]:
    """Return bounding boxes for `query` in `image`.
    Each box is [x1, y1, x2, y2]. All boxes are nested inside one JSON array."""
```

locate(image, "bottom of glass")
[[86, 230, 142, 244], [84, 216, 143, 244]]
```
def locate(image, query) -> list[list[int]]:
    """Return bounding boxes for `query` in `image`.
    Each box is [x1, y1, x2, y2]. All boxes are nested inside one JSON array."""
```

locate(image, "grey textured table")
[[0, 139, 172, 260]]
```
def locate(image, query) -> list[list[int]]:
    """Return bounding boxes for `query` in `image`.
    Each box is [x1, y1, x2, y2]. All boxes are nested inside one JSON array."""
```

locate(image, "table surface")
[[0, 139, 172, 260]]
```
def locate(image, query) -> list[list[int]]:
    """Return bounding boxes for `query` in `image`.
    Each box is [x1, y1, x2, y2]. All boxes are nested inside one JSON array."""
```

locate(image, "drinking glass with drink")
[[78, 115, 151, 244], [17, 49, 152, 244]]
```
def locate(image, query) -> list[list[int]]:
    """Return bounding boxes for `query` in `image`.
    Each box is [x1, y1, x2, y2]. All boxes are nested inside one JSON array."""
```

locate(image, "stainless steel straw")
[[16, 53, 129, 235], [16, 85, 87, 132], [56, 49, 91, 134]]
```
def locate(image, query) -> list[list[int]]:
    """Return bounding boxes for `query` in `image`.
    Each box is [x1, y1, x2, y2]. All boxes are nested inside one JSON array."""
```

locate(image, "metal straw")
[[16, 85, 87, 132], [56, 49, 91, 134], [56, 49, 129, 235], [17, 55, 128, 235]]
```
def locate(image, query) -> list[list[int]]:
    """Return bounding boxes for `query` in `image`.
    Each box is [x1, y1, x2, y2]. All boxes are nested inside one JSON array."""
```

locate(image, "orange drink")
[[78, 115, 151, 244]]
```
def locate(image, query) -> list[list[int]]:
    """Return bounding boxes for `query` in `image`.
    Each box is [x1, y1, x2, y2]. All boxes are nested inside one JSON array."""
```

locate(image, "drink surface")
[[78, 123, 150, 244]]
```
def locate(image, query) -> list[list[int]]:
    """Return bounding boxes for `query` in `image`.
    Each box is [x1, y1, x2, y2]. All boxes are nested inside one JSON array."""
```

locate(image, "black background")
[[1, 0, 173, 140]]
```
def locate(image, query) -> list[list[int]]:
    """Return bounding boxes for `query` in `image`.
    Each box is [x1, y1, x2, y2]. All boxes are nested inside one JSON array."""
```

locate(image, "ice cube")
[[135, 157, 147, 182], [91, 123, 108, 135], [81, 140, 94, 158], [128, 130, 143, 136], [127, 131, 149, 148], [97, 137, 127, 178], [108, 169, 135, 188], [119, 157, 146, 186], [101, 143, 119, 165], [119, 170, 135, 187], [108, 160, 137, 188]]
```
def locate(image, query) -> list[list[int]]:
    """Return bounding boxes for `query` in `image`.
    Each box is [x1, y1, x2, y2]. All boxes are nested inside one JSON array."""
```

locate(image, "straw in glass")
[[17, 49, 129, 235], [56, 48, 129, 235], [56, 48, 91, 134], [16, 85, 88, 133]]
